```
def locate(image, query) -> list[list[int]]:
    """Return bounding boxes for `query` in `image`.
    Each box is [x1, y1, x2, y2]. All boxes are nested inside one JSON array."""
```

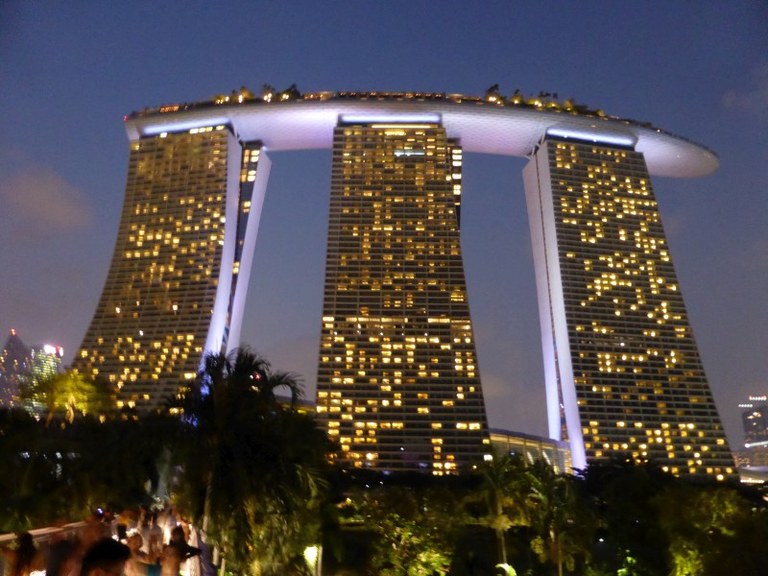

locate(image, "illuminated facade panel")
[[524, 136, 734, 478], [315, 121, 490, 473], [30, 344, 64, 381], [74, 126, 269, 412]]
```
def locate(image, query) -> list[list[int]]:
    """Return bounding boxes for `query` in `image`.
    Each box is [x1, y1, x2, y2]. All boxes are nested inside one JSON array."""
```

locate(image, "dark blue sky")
[[1, 1, 766, 447]]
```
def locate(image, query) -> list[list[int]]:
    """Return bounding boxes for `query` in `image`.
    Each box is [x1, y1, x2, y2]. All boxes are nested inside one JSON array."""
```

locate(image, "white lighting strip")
[[745, 440, 768, 449], [341, 114, 441, 124], [142, 118, 231, 136], [547, 127, 636, 147]]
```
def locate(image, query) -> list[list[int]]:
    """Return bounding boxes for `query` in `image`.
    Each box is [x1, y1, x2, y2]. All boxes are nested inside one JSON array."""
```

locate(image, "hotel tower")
[[315, 121, 489, 472], [75, 88, 734, 477], [524, 136, 733, 477], [74, 126, 269, 411]]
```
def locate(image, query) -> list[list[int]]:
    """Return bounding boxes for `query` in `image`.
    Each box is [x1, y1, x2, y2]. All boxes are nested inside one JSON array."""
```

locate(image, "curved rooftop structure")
[[125, 90, 718, 178]]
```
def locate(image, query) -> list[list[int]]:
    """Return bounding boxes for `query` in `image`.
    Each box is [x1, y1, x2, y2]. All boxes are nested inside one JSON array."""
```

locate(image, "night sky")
[[1, 2, 766, 449]]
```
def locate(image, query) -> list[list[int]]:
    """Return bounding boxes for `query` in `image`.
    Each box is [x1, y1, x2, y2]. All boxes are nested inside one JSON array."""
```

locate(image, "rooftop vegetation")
[[127, 83, 657, 131]]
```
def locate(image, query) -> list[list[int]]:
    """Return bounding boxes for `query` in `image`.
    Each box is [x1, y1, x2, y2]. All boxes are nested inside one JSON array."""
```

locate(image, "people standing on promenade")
[[79, 537, 130, 576], [1, 504, 213, 576]]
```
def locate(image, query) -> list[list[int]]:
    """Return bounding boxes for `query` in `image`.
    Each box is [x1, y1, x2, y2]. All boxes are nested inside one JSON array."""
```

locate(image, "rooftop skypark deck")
[[125, 85, 717, 179]]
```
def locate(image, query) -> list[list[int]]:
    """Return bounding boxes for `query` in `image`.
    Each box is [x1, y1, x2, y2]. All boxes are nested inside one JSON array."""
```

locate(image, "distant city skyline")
[[1, 2, 766, 450]]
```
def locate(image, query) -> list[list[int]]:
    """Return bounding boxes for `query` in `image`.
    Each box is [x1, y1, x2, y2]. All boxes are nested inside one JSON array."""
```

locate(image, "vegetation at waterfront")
[[3, 349, 768, 574]]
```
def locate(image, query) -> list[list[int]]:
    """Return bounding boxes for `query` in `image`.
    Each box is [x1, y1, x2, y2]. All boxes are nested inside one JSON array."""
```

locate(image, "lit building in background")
[[733, 396, 768, 473], [0, 329, 32, 407], [0, 330, 64, 408], [524, 134, 733, 478], [77, 88, 732, 477], [741, 395, 768, 446], [315, 120, 489, 473]]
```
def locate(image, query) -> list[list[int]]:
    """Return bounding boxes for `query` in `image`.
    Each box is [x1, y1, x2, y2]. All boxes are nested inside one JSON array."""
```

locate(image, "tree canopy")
[[173, 348, 332, 575]]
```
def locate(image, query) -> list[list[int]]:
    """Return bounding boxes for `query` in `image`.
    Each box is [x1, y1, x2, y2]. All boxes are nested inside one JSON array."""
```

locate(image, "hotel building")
[[524, 136, 733, 477], [73, 126, 269, 412], [75, 88, 733, 477], [315, 121, 488, 472]]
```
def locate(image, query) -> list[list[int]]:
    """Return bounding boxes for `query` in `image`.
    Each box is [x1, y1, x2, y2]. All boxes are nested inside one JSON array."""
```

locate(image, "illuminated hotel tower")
[[524, 135, 733, 477], [74, 126, 270, 411], [315, 120, 489, 473]]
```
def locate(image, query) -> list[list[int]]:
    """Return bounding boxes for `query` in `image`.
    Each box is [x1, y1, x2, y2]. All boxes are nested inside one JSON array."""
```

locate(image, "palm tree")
[[525, 461, 592, 576], [474, 450, 530, 567], [175, 348, 331, 575]]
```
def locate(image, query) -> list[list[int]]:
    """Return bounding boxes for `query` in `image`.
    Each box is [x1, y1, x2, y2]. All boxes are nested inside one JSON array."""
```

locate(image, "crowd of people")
[[1, 506, 208, 576]]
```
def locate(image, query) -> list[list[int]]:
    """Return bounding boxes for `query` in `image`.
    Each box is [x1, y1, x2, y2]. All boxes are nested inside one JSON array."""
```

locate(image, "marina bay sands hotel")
[[73, 87, 734, 478]]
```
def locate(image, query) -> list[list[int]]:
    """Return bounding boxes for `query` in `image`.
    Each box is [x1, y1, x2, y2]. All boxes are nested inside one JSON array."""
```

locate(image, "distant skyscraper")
[[0, 331, 63, 408], [314, 120, 489, 473], [81, 89, 732, 478], [73, 126, 270, 412], [740, 395, 768, 446], [0, 329, 31, 407], [524, 135, 733, 477]]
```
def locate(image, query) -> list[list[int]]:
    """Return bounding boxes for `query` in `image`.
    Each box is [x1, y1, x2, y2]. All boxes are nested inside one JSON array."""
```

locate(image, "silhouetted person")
[[46, 531, 77, 576], [162, 526, 200, 576], [167, 526, 200, 561], [80, 537, 131, 576], [1, 532, 44, 576]]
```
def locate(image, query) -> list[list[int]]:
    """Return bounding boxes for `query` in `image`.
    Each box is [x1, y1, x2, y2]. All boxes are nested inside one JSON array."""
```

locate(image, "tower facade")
[[74, 125, 270, 411], [315, 120, 489, 473], [524, 135, 733, 477]]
